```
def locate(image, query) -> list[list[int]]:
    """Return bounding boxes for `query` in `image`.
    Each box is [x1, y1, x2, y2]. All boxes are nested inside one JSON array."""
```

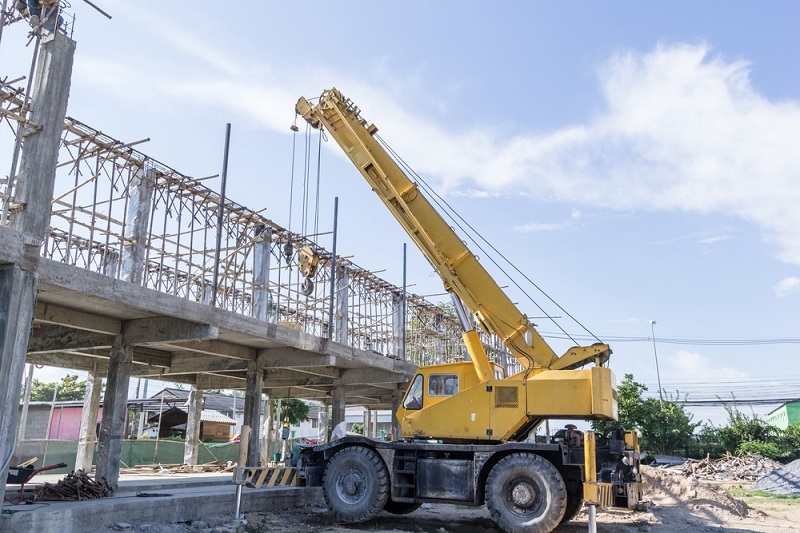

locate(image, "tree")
[[29, 374, 87, 401], [592, 373, 700, 455], [275, 398, 310, 425]]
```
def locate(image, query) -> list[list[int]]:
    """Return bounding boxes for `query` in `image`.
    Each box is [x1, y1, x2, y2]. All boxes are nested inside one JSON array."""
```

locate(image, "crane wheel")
[[560, 486, 583, 524], [322, 446, 390, 522], [485, 453, 566, 533], [383, 500, 421, 515]]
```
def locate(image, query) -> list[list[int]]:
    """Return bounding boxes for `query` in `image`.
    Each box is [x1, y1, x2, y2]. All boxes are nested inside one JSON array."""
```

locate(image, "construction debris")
[[32, 469, 112, 501], [119, 460, 235, 475], [666, 453, 782, 482]]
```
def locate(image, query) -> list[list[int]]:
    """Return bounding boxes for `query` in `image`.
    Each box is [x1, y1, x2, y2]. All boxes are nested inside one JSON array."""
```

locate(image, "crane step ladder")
[[391, 450, 417, 502]]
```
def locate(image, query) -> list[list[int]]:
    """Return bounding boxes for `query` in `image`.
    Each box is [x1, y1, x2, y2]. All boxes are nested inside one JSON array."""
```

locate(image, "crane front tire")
[[485, 453, 567, 533], [322, 446, 390, 522]]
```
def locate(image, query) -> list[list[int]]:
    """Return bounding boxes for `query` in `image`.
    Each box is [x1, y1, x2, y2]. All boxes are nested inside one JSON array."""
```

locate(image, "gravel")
[[751, 458, 800, 495]]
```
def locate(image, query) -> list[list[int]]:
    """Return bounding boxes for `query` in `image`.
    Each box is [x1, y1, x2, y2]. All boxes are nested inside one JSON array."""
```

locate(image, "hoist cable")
[[313, 128, 322, 236], [287, 117, 298, 234], [375, 134, 601, 346]]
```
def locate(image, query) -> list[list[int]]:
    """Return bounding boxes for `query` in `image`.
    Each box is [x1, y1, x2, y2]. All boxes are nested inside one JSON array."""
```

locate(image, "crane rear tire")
[[485, 453, 566, 533], [323, 446, 390, 522]]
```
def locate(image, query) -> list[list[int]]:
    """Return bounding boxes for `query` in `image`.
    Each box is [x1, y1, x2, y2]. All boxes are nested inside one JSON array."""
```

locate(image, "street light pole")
[[649, 320, 664, 401]]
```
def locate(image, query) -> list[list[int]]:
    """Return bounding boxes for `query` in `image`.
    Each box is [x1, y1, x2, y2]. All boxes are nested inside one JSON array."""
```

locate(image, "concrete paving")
[[1, 472, 322, 532]]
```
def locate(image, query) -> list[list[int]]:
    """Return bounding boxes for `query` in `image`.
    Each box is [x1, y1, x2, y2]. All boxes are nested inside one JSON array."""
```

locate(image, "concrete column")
[[253, 225, 272, 321], [331, 385, 346, 429], [243, 364, 263, 466], [391, 390, 403, 440], [0, 265, 38, 503], [183, 386, 202, 467], [103, 250, 119, 278], [260, 393, 272, 465], [9, 33, 76, 237], [392, 293, 404, 358], [334, 266, 349, 344], [95, 336, 132, 489], [121, 166, 155, 286], [75, 365, 103, 472], [367, 408, 374, 438], [318, 402, 329, 444], [0, 34, 76, 503], [17, 363, 34, 441]]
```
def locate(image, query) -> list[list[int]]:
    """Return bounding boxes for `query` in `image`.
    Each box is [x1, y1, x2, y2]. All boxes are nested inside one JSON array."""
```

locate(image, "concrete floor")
[[1, 471, 321, 532]]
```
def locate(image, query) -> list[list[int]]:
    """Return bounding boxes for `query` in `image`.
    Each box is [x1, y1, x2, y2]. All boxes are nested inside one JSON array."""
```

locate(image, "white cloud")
[[664, 350, 748, 380], [774, 276, 800, 297], [514, 209, 584, 233], [74, 18, 800, 265]]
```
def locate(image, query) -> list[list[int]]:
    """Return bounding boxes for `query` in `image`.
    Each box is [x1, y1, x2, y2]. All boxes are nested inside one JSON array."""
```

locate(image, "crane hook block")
[[298, 245, 320, 278]]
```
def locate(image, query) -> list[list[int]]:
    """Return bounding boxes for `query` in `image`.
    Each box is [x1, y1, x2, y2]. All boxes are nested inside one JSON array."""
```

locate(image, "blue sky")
[[2, 1, 798, 426]]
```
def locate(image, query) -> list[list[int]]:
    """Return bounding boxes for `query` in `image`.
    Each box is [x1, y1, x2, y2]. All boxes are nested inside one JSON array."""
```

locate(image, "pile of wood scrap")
[[119, 460, 235, 474], [667, 453, 783, 481], [32, 470, 112, 501]]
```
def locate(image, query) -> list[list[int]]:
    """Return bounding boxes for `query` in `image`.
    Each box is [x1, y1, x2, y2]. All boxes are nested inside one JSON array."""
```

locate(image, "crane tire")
[[485, 453, 567, 533], [383, 500, 421, 515], [322, 446, 390, 522], [561, 487, 584, 523]]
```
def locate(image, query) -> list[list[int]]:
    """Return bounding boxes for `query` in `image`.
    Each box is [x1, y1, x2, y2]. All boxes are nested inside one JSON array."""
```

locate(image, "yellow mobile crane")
[[295, 88, 642, 533]]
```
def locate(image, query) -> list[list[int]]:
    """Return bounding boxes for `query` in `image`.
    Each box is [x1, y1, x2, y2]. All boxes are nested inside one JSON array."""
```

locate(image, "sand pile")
[[751, 458, 800, 495], [642, 465, 758, 521]]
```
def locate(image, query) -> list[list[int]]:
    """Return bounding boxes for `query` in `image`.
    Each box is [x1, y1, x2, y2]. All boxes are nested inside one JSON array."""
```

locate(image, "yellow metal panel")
[[525, 368, 616, 420], [400, 379, 527, 441]]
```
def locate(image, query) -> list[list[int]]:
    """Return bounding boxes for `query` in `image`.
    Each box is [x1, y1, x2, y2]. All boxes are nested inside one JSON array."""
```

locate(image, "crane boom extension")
[[296, 88, 610, 373]]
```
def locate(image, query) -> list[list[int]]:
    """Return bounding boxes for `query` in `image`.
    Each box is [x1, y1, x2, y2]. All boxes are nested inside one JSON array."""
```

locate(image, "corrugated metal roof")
[[174, 408, 236, 425]]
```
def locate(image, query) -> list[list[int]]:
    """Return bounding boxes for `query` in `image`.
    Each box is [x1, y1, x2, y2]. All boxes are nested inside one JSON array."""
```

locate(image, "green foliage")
[[592, 374, 700, 455], [30, 374, 87, 401], [737, 440, 785, 461], [351, 423, 364, 435], [275, 398, 309, 425], [716, 404, 774, 453]]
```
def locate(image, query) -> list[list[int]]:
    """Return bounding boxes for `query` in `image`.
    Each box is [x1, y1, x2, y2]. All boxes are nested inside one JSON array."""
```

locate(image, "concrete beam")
[[257, 348, 333, 368], [28, 325, 114, 354], [337, 367, 411, 386], [170, 340, 255, 360], [26, 351, 107, 371], [262, 376, 334, 388], [122, 317, 218, 345], [196, 374, 246, 390], [35, 302, 121, 335], [169, 353, 249, 374]]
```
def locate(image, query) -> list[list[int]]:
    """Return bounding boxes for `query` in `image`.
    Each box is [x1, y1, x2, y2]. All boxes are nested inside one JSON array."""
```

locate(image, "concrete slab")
[[2, 472, 322, 532]]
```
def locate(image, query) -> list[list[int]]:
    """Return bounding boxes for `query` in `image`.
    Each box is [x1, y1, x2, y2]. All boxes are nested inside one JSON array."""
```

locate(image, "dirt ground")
[[97, 466, 800, 532]]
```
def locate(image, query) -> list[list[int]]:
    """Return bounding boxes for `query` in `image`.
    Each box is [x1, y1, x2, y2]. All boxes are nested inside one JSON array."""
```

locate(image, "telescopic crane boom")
[[296, 88, 610, 375]]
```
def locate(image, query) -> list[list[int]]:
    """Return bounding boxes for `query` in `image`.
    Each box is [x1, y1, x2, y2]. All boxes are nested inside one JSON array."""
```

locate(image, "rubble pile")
[[119, 460, 235, 474], [32, 469, 112, 501], [668, 453, 782, 481], [751, 458, 800, 495]]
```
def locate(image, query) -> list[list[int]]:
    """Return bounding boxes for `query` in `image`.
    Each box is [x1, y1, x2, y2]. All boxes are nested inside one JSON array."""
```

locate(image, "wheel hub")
[[510, 481, 537, 509], [342, 472, 362, 496]]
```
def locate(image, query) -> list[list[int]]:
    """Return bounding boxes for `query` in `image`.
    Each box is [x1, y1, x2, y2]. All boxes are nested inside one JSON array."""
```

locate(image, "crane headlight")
[[524, 328, 533, 346]]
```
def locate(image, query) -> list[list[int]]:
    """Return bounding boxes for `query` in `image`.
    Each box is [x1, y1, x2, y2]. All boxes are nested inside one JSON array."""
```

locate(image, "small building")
[[768, 401, 800, 430], [146, 407, 236, 442]]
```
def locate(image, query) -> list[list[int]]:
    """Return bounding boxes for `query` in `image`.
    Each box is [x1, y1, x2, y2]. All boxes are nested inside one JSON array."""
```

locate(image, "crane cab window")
[[428, 374, 459, 396], [403, 375, 424, 410]]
